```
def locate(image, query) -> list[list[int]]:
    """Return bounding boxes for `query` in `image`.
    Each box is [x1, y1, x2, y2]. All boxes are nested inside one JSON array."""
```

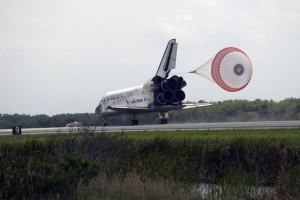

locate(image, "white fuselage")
[[97, 81, 154, 118], [95, 39, 215, 125], [95, 39, 194, 125]]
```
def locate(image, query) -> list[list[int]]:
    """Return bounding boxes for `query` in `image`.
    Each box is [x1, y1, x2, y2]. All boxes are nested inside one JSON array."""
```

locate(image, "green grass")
[[0, 133, 52, 143], [113, 128, 300, 141], [1, 128, 299, 143], [1, 128, 299, 199]]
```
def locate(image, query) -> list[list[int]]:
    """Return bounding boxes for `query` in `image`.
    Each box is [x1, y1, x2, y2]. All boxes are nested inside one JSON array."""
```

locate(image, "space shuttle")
[[95, 39, 211, 126]]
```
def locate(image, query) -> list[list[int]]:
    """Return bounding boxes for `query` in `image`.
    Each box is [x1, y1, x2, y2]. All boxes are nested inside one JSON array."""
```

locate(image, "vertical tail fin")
[[156, 39, 178, 78]]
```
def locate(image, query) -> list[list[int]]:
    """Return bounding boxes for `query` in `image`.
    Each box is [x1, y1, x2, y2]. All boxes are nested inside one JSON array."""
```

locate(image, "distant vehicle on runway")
[[66, 121, 83, 127], [65, 121, 84, 133], [95, 39, 252, 126]]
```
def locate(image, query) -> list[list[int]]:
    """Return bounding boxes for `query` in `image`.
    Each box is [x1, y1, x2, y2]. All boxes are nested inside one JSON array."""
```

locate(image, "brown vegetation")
[[0, 131, 299, 199]]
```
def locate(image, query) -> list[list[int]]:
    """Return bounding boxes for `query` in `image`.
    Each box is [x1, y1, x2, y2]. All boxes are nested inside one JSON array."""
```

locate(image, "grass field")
[[1, 128, 299, 142], [1, 128, 299, 199], [113, 128, 300, 140]]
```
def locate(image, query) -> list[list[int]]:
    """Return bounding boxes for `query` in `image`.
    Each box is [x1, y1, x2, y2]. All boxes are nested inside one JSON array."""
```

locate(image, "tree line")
[[1, 98, 300, 129]]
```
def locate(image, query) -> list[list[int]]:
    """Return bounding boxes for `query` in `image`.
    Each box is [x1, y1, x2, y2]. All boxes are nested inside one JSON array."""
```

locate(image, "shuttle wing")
[[107, 106, 150, 112], [107, 103, 211, 114], [181, 103, 212, 109], [154, 103, 212, 111]]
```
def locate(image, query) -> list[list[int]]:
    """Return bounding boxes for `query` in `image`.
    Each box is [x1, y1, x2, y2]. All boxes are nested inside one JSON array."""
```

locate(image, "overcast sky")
[[1, 0, 299, 115]]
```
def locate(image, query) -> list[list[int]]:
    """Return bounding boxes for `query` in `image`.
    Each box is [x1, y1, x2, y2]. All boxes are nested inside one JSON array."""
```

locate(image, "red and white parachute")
[[191, 47, 253, 92]]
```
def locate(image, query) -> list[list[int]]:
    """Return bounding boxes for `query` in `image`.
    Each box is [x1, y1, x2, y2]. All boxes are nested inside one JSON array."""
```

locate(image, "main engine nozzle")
[[161, 79, 177, 90], [172, 90, 185, 104], [157, 93, 166, 105], [152, 75, 187, 106], [157, 90, 174, 104], [169, 75, 187, 89]]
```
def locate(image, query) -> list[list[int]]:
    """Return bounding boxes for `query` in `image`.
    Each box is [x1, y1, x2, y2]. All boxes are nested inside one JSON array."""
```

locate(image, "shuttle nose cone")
[[95, 104, 102, 116]]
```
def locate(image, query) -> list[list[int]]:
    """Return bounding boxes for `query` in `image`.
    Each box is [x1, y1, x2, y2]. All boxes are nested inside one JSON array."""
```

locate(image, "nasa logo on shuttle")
[[131, 99, 143, 104]]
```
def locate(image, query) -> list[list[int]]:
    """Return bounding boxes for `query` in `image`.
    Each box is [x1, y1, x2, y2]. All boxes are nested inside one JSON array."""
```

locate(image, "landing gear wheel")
[[131, 120, 139, 126], [159, 112, 169, 124], [131, 114, 139, 126], [160, 119, 168, 124]]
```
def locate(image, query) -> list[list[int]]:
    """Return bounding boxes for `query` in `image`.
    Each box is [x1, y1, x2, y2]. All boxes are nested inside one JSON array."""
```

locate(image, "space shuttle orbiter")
[[95, 39, 252, 126], [95, 39, 211, 126]]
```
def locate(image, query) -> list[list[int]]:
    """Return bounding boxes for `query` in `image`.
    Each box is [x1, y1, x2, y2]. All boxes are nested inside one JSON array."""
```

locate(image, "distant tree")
[[1, 98, 300, 128]]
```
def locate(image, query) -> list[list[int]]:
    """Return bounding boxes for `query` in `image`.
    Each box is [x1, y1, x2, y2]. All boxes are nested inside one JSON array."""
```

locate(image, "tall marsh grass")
[[0, 130, 299, 199]]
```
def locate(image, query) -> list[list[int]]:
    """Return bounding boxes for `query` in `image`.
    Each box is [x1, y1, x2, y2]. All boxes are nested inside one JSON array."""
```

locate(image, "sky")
[[0, 0, 299, 115]]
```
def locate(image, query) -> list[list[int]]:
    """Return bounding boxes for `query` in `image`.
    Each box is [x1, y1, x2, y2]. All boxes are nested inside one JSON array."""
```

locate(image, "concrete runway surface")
[[1, 120, 300, 136]]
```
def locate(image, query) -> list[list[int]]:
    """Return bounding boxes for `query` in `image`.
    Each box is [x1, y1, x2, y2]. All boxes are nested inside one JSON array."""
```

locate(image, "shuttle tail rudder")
[[155, 39, 177, 79]]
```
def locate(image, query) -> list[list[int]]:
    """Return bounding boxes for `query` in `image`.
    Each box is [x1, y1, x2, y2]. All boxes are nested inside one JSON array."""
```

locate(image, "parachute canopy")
[[192, 47, 252, 92]]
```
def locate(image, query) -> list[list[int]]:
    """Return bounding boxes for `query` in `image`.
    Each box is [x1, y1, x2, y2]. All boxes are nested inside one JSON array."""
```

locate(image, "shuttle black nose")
[[95, 105, 102, 116]]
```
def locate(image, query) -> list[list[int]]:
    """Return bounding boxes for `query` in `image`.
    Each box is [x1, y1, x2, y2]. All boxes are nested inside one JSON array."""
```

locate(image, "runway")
[[0, 120, 300, 136]]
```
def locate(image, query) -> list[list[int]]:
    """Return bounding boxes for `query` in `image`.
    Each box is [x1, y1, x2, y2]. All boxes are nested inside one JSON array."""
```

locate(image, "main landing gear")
[[103, 120, 108, 126], [131, 114, 139, 125], [131, 119, 139, 125], [159, 112, 169, 124]]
